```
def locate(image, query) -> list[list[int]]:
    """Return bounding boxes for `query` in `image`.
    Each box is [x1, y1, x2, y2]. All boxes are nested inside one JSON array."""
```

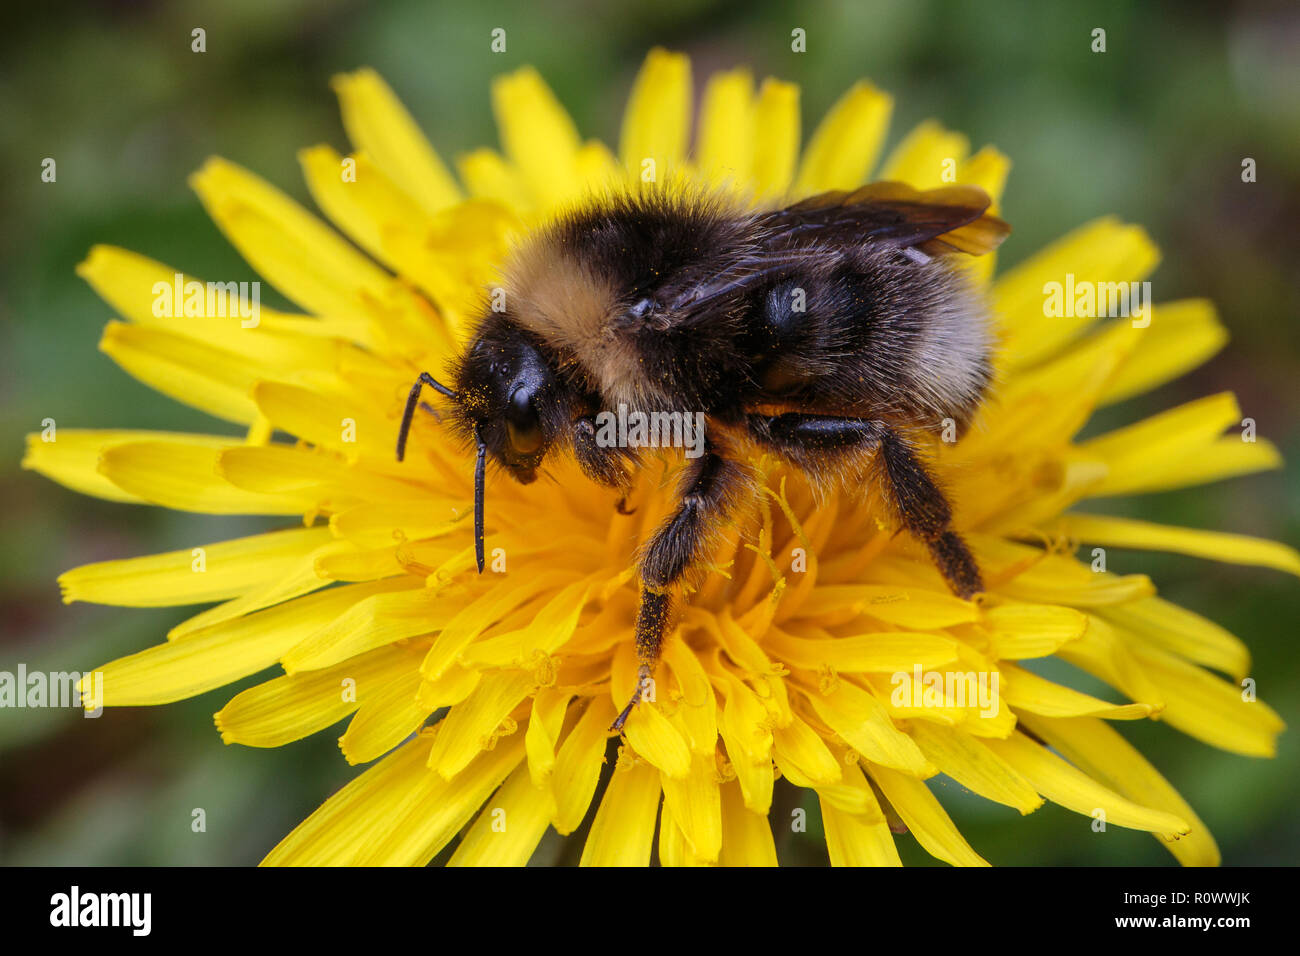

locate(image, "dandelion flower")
[[26, 49, 1293, 867]]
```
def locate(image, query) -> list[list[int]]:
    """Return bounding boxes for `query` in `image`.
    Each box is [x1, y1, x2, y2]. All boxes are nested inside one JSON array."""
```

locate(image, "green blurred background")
[[1, 0, 1296, 865]]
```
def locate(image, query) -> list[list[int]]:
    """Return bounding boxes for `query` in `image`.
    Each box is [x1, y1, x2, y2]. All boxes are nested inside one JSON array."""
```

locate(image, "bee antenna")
[[473, 430, 487, 574], [397, 371, 456, 462]]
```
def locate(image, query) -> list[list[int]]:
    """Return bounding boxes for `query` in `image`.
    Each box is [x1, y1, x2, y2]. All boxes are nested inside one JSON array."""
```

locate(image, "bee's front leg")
[[610, 445, 748, 733], [571, 415, 634, 495]]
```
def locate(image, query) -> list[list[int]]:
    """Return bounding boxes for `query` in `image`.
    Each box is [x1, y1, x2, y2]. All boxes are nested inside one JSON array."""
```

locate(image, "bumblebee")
[[397, 182, 1010, 730]]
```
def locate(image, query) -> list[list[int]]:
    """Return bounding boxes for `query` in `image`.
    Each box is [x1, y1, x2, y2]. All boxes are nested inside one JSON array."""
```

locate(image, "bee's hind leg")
[[610, 445, 748, 733], [875, 428, 983, 599], [746, 414, 982, 600]]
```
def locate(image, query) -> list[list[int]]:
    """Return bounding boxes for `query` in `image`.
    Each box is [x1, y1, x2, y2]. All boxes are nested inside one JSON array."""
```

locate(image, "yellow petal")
[[262, 735, 430, 865], [59, 526, 330, 607], [864, 670, 965, 727], [795, 584, 979, 628], [718, 779, 777, 866], [250, 381, 395, 466], [1126, 642, 1284, 757], [75, 244, 371, 348], [1020, 713, 1220, 866], [772, 714, 841, 787], [716, 673, 775, 814], [492, 66, 582, 207], [580, 754, 661, 866], [696, 68, 754, 185], [619, 48, 691, 179], [995, 217, 1160, 368], [1112, 436, 1282, 494], [813, 749, 886, 820], [190, 157, 394, 323], [216, 444, 426, 505], [867, 762, 989, 866], [658, 798, 711, 867], [981, 730, 1191, 837], [98, 439, 317, 515], [447, 762, 554, 866], [427, 670, 536, 779], [1081, 392, 1241, 496], [612, 643, 692, 779], [22, 429, 218, 504], [456, 147, 532, 210], [820, 794, 901, 866], [1099, 299, 1228, 405], [1047, 513, 1300, 578], [412, 662, 480, 714], [803, 680, 933, 774], [958, 146, 1011, 211], [331, 498, 470, 551], [793, 81, 893, 195], [90, 578, 420, 706], [280, 585, 451, 674], [1095, 596, 1250, 681], [982, 602, 1089, 659], [420, 569, 579, 681], [661, 639, 718, 756], [767, 628, 959, 672], [524, 686, 574, 788], [660, 752, 723, 862], [298, 145, 424, 278], [750, 78, 800, 201], [215, 643, 415, 747], [550, 696, 614, 834], [459, 579, 594, 669], [1000, 661, 1153, 719], [355, 734, 526, 866], [330, 68, 461, 213], [363, 192, 515, 338], [98, 322, 257, 424], [339, 664, 430, 765], [877, 120, 970, 189], [575, 140, 622, 194], [907, 721, 1043, 814], [168, 538, 355, 639], [982, 541, 1155, 607], [1059, 615, 1166, 713]]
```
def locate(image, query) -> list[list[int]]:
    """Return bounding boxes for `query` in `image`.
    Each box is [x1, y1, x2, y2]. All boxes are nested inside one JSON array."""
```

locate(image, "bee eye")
[[507, 420, 543, 454], [505, 387, 543, 455]]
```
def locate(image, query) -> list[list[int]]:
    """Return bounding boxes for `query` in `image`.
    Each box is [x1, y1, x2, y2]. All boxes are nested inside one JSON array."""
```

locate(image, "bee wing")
[[760, 182, 1010, 257], [662, 184, 1009, 319]]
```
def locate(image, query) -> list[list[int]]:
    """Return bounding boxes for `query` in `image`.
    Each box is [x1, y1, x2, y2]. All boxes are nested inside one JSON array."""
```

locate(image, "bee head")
[[453, 330, 558, 485], [395, 320, 563, 574]]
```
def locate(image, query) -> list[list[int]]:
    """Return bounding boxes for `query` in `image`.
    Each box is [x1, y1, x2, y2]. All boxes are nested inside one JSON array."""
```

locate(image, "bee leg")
[[747, 414, 982, 599], [610, 448, 746, 733], [875, 428, 983, 599], [571, 415, 634, 493], [610, 589, 670, 732]]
